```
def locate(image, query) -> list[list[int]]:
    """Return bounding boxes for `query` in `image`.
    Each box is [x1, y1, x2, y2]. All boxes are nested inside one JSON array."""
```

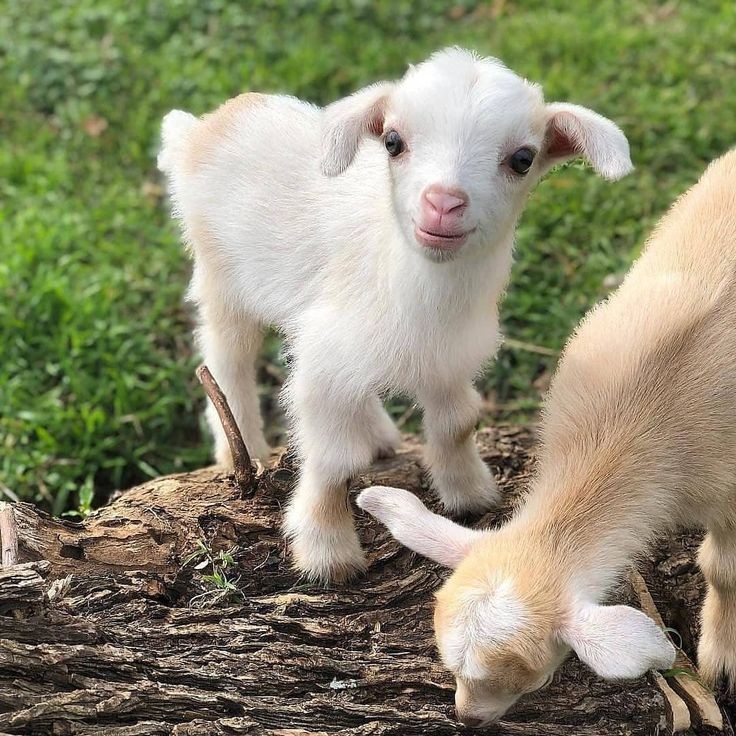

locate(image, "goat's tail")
[[157, 110, 198, 174]]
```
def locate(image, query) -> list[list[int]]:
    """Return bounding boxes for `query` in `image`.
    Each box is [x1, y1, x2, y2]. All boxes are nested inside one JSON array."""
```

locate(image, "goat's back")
[[158, 93, 395, 328], [540, 149, 736, 525]]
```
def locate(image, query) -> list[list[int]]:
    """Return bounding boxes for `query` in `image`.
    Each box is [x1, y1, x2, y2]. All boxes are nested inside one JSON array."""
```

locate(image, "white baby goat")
[[359, 150, 736, 726], [158, 47, 632, 582]]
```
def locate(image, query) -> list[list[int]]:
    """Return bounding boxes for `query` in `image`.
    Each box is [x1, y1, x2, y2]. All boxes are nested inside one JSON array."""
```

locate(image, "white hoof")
[[283, 503, 366, 583]]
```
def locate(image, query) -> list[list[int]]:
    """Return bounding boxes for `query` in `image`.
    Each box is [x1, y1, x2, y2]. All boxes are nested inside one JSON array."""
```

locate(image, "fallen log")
[[0, 427, 732, 735]]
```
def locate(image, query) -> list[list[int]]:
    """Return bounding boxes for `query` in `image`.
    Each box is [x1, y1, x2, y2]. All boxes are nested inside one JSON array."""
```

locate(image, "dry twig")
[[196, 364, 254, 491], [630, 569, 723, 732], [503, 337, 558, 357]]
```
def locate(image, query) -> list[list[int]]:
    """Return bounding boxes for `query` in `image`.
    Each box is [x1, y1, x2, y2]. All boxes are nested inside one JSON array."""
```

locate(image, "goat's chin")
[[420, 244, 463, 263], [400, 233, 464, 263]]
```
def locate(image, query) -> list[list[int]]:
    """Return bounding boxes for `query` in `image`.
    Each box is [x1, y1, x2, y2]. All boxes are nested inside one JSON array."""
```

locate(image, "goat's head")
[[322, 47, 633, 262], [357, 486, 675, 727]]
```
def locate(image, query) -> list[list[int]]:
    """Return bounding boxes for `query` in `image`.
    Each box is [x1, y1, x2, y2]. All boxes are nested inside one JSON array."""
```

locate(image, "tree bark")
[[0, 427, 732, 735]]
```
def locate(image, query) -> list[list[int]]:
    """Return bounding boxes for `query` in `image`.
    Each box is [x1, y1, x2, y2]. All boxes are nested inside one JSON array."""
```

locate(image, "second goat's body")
[[519, 149, 736, 691], [361, 150, 736, 724], [533, 150, 736, 586]]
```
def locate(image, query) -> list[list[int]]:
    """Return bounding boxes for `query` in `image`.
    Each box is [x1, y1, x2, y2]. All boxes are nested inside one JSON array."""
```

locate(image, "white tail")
[[157, 110, 198, 173]]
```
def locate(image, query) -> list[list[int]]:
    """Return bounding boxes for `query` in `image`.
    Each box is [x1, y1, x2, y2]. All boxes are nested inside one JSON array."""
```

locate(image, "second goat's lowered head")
[[322, 47, 633, 262], [357, 486, 674, 727]]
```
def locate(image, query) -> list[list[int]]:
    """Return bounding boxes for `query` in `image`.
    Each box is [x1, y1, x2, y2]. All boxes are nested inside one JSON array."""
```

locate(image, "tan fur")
[[435, 149, 736, 703], [437, 531, 569, 689], [185, 217, 225, 264], [530, 148, 736, 574], [697, 521, 736, 686], [453, 420, 477, 446], [183, 93, 265, 175]]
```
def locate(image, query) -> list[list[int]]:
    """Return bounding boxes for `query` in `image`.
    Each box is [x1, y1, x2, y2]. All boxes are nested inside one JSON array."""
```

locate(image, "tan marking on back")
[[186, 216, 220, 256], [184, 92, 266, 175]]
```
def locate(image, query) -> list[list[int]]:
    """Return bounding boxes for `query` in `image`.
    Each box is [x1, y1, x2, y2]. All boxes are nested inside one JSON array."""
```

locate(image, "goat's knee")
[[698, 529, 736, 690]]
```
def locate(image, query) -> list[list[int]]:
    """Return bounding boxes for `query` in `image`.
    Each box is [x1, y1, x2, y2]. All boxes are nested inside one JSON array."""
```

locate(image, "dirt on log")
[[0, 427, 733, 735]]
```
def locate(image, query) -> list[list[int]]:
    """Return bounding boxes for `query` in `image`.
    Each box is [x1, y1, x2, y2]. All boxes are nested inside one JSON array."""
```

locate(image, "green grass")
[[2, 1, 735, 513]]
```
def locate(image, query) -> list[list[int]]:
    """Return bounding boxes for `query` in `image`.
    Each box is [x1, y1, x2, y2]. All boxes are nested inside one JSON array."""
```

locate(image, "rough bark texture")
[[0, 427, 732, 735]]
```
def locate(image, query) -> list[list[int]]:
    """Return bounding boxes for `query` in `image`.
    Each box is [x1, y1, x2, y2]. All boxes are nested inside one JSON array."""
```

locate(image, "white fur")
[[561, 603, 675, 680], [159, 47, 632, 580], [542, 103, 633, 180], [157, 110, 197, 174], [441, 579, 529, 680]]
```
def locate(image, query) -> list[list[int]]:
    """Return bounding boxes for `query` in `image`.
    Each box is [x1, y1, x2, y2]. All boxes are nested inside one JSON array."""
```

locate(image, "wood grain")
[[0, 428, 729, 735]]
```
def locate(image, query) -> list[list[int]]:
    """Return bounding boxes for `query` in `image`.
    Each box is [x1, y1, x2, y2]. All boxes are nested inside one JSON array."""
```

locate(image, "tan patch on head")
[[434, 533, 568, 687], [473, 650, 539, 694], [184, 92, 265, 175]]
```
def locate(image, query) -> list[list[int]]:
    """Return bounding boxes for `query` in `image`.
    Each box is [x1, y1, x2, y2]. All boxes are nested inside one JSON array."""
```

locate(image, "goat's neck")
[[512, 447, 674, 602], [385, 222, 516, 318]]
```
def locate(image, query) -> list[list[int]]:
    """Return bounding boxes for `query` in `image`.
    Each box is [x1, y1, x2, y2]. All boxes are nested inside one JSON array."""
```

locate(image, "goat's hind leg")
[[197, 312, 271, 464], [697, 521, 736, 691], [366, 397, 402, 460]]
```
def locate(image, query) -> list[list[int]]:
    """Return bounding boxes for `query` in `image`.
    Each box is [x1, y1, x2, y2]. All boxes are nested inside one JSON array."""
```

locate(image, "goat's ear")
[[560, 603, 675, 680], [539, 103, 633, 181], [321, 82, 395, 177], [356, 486, 482, 568]]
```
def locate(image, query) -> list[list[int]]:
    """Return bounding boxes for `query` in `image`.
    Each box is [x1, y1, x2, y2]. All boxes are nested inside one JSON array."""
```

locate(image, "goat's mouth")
[[414, 224, 475, 251]]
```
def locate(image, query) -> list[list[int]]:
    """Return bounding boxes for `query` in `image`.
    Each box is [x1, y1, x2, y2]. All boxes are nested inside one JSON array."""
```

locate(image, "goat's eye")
[[384, 130, 405, 157], [508, 147, 535, 175]]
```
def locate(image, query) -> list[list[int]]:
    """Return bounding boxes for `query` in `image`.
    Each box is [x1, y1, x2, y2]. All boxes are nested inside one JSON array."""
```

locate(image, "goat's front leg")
[[419, 382, 499, 514], [282, 372, 378, 582], [698, 521, 736, 691]]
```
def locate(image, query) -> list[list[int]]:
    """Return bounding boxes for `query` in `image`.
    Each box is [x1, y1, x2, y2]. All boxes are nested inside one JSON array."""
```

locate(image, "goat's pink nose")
[[423, 187, 468, 215]]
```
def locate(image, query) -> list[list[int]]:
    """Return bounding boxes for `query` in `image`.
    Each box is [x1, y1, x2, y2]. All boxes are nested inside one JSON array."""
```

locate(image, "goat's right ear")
[[357, 486, 482, 568], [321, 82, 395, 177], [561, 603, 676, 680], [539, 103, 633, 181]]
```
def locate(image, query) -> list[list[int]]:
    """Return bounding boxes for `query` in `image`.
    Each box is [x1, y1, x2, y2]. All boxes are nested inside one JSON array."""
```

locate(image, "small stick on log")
[[629, 569, 724, 732], [0, 501, 19, 566], [651, 671, 691, 734], [503, 337, 559, 357], [196, 364, 254, 491]]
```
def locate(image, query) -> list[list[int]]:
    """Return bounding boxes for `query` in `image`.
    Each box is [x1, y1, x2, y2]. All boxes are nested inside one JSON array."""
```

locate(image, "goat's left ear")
[[540, 103, 633, 181], [321, 82, 395, 177], [356, 486, 483, 568], [561, 603, 676, 680]]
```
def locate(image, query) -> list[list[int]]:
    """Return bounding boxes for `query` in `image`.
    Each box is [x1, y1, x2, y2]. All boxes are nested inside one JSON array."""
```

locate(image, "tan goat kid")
[[359, 149, 736, 726]]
